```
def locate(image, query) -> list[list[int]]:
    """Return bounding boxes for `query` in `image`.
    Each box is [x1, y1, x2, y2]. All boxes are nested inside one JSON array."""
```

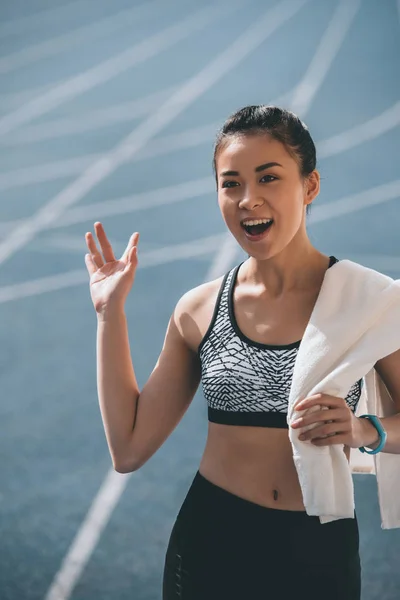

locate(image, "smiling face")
[[215, 133, 319, 260]]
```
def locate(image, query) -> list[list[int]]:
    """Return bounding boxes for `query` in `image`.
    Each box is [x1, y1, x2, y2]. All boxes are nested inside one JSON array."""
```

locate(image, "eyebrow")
[[255, 161, 283, 172], [220, 162, 283, 177]]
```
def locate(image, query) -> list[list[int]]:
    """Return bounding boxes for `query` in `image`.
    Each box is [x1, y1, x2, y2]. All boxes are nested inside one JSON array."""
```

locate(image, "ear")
[[304, 170, 320, 207]]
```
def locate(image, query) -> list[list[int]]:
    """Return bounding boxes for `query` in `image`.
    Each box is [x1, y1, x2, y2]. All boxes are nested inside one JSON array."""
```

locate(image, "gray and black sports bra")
[[198, 256, 362, 429]]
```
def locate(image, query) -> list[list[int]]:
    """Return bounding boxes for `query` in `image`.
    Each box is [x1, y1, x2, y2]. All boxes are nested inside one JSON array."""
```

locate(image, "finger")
[[94, 222, 116, 263], [126, 246, 138, 269], [311, 434, 347, 446], [121, 232, 139, 263], [85, 231, 104, 268], [295, 394, 344, 412], [294, 394, 323, 411], [292, 407, 345, 428], [300, 421, 347, 441], [84, 253, 97, 276]]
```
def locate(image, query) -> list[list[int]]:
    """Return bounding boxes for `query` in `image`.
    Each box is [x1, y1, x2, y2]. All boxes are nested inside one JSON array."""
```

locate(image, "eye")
[[221, 180, 239, 188], [260, 174, 277, 183]]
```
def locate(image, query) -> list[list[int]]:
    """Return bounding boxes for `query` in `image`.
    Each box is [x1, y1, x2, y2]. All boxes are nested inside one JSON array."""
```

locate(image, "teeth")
[[242, 218, 272, 226]]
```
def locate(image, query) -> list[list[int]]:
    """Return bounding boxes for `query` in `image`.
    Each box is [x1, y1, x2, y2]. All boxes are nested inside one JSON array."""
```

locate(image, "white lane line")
[[0, 177, 215, 235], [39, 4, 311, 598], [0, 86, 178, 145], [0, 83, 56, 110], [205, 234, 240, 281], [0, 120, 218, 193], [0, 127, 217, 191], [34, 235, 191, 256], [4, 92, 400, 193], [0, 178, 398, 302], [0, 0, 94, 39], [0, 3, 228, 137], [0, 126, 219, 192], [56, 177, 215, 227], [43, 469, 133, 600], [38, 232, 400, 276], [318, 101, 400, 158], [0, 90, 398, 229], [290, 0, 361, 117], [0, 233, 227, 303], [309, 178, 400, 222], [0, 0, 170, 75], [0, 155, 99, 191], [0, 94, 295, 193], [0, 86, 289, 146], [41, 232, 239, 600], [0, 0, 309, 268]]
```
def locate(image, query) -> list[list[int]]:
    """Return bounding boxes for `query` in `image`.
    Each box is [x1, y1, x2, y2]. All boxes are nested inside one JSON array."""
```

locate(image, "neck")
[[242, 241, 330, 298]]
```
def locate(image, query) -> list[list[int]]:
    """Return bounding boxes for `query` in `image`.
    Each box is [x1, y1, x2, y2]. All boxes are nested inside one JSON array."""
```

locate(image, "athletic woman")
[[84, 106, 396, 599]]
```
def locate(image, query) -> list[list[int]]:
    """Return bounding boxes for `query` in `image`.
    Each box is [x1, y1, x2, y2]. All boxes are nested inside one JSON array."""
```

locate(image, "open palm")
[[84, 222, 139, 315]]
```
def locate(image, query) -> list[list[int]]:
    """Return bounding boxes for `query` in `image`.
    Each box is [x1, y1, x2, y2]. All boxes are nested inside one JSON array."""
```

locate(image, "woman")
[[84, 106, 391, 599]]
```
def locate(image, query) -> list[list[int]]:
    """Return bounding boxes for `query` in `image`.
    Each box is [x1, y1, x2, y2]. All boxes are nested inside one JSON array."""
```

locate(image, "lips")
[[241, 219, 273, 241]]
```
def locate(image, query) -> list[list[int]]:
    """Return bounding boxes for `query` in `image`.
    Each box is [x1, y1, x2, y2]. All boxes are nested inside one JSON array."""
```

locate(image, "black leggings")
[[163, 471, 361, 599]]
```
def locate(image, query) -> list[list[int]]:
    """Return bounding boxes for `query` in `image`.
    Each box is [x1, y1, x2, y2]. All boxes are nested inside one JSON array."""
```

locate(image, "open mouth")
[[241, 219, 273, 238]]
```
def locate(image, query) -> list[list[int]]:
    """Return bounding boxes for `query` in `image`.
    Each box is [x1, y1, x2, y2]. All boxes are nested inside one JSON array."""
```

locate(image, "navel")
[[273, 489, 279, 501]]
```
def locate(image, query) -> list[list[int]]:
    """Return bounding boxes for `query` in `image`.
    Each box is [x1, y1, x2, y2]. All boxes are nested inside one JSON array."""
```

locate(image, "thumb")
[[127, 246, 137, 267], [121, 232, 139, 263]]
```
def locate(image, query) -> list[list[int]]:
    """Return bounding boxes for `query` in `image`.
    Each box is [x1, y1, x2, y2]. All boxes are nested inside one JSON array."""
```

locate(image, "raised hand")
[[84, 222, 139, 316]]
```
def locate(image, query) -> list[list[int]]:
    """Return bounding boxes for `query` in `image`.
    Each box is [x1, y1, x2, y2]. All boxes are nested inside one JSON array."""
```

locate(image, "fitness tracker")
[[358, 414, 387, 455]]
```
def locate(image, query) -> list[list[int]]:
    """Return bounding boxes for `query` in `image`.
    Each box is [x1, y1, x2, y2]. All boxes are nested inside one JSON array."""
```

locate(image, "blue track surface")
[[0, 1, 399, 598]]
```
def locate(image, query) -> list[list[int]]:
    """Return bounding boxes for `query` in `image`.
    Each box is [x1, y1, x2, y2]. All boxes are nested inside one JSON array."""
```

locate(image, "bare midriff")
[[199, 422, 351, 512], [193, 255, 350, 512]]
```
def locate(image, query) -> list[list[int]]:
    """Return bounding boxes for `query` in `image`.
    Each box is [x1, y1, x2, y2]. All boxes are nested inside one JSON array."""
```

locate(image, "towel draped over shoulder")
[[286, 259, 400, 529]]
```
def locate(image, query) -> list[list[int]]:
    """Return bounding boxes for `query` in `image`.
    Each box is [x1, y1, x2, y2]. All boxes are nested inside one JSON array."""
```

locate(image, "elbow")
[[113, 462, 135, 474], [111, 439, 148, 473], [112, 455, 139, 474]]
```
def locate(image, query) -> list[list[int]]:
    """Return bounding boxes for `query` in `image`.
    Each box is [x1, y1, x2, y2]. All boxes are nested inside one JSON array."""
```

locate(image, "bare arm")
[[96, 297, 201, 473], [85, 222, 202, 473], [96, 308, 140, 470]]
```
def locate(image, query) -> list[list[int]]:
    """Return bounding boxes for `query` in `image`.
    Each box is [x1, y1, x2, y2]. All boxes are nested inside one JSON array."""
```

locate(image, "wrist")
[[97, 305, 126, 323], [359, 416, 381, 449]]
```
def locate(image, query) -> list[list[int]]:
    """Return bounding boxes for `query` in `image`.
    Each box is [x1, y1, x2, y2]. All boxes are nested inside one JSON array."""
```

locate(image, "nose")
[[238, 190, 265, 211]]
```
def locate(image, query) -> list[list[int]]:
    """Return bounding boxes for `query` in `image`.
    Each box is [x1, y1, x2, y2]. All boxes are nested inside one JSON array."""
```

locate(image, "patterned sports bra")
[[198, 256, 362, 429]]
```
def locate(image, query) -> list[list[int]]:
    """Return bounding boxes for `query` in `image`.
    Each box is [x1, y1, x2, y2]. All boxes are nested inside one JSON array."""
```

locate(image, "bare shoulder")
[[174, 275, 226, 353]]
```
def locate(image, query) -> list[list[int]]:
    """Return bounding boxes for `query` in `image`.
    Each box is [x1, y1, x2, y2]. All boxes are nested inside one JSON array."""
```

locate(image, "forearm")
[[96, 309, 140, 464], [359, 413, 400, 454]]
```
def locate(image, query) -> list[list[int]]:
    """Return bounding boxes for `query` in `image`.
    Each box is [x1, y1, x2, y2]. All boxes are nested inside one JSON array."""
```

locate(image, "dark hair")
[[213, 105, 317, 216]]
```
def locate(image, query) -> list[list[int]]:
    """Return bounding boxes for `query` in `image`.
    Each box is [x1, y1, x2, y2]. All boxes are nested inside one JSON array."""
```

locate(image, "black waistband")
[[208, 407, 289, 428]]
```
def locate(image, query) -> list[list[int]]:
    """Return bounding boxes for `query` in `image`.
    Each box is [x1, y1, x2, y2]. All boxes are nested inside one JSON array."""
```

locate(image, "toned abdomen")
[[199, 422, 350, 512]]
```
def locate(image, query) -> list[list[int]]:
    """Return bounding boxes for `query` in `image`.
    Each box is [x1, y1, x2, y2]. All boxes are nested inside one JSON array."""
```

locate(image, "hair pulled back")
[[213, 105, 317, 215]]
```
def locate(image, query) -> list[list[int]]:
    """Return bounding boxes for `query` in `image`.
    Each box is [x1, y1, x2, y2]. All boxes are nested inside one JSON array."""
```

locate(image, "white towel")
[[286, 259, 400, 527]]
